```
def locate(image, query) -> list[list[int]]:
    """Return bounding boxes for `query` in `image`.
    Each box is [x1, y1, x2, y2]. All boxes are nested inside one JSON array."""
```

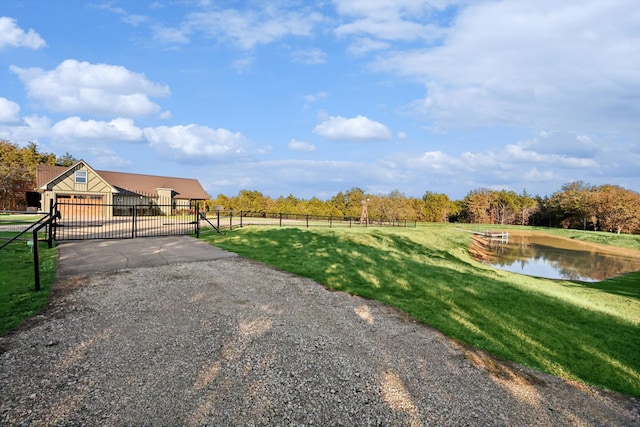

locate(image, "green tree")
[[344, 187, 366, 218], [272, 195, 300, 214], [515, 190, 539, 226], [0, 140, 61, 210], [231, 190, 269, 213], [56, 152, 78, 166], [328, 191, 347, 217], [492, 190, 519, 225], [302, 197, 328, 216], [549, 181, 595, 230], [422, 191, 454, 222]]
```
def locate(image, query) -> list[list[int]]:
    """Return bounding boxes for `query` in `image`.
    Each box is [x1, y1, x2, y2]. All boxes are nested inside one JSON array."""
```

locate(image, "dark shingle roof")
[[36, 164, 209, 200]]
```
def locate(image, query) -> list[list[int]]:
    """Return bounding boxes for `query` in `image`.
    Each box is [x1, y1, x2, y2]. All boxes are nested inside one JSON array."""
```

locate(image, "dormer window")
[[75, 170, 87, 184]]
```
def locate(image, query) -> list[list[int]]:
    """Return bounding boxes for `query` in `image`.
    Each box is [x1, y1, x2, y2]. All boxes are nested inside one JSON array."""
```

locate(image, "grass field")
[[201, 224, 640, 397], [0, 239, 57, 334]]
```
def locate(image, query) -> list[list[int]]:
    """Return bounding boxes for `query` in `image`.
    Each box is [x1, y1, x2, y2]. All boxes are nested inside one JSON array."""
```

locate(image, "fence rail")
[[0, 211, 49, 239], [200, 210, 416, 232], [54, 200, 200, 240]]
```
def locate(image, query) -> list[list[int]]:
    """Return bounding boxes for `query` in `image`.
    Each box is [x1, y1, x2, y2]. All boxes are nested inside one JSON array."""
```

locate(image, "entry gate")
[[54, 200, 201, 240]]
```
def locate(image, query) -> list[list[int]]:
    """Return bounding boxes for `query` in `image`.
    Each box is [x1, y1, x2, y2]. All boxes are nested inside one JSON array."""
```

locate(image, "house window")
[[75, 170, 87, 184]]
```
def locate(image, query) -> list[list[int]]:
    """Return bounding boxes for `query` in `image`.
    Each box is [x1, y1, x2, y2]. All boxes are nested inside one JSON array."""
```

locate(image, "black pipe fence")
[[199, 210, 416, 233], [0, 207, 56, 291], [54, 199, 200, 240]]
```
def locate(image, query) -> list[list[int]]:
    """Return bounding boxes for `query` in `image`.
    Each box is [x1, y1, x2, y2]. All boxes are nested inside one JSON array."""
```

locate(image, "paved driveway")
[[1, 237, 638, 426], [56, 236, 237, 277]]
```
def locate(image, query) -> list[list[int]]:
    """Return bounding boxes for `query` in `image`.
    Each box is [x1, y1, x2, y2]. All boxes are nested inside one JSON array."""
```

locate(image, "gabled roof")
[[36, 162, 209, 200], [37, 160, 117, 194]]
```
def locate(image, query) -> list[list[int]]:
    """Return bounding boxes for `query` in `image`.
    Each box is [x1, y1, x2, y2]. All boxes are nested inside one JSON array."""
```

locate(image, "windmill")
[[360, 198, 369, 224]]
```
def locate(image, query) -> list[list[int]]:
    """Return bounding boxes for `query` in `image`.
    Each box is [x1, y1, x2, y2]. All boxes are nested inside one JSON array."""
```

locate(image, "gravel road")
[[1, 255, 639, 426]]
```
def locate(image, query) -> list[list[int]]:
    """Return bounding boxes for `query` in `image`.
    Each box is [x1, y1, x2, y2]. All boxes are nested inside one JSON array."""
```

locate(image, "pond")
[[480, 233, 640, 282]]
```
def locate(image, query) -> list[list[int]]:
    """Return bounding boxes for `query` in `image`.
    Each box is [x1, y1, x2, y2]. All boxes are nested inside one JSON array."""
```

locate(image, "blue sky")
[[1, 0, 639, 200]]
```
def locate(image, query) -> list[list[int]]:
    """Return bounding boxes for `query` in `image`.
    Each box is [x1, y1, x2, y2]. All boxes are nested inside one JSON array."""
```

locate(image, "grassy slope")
[[202, 224, 640, 396], [0, 241, 57, 335]]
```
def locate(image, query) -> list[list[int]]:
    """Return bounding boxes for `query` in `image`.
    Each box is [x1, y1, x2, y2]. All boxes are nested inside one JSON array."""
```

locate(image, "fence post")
[[230, 210, 233, 229], [306, 215, 309, 228], [195, 200, 200, 238], [132, 204, 137, 238], [217, 210, 220, 230], [279, 212, 282, 227], [240, 211, 243, 228], [32, 229, 40, 291], [48, 199, 54, 246]]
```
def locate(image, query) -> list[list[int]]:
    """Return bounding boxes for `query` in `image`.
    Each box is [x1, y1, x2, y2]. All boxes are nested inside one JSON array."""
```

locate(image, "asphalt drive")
[[56, 235, 237, 277]]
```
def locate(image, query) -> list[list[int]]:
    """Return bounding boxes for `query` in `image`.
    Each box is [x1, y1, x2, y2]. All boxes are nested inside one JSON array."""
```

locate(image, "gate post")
[[132, 205, 137, 238], [48, 199, 55, 245], [195, 200, 200, 238]]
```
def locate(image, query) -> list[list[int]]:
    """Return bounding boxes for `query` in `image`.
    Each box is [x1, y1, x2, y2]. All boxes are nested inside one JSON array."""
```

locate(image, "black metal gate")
[[54, 200, 201, 240]]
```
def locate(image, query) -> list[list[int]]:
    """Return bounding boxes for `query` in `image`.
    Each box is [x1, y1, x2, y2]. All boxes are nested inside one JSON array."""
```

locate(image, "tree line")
[[0, 140, 76, 210], [2, 140, 639, 234], [209, 182, 640, 235]]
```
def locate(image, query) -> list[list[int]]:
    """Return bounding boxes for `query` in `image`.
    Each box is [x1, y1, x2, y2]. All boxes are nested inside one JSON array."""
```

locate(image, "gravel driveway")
[[1, 238, 639, 426]]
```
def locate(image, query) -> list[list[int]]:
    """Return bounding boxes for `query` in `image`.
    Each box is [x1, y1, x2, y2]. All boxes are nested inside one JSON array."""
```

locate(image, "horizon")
[[1, 1, 639, 201]]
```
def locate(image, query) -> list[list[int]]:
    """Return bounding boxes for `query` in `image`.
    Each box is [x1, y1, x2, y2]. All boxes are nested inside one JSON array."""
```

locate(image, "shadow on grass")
[[579, 271, 640, 299], [204, 227, 640, 397]]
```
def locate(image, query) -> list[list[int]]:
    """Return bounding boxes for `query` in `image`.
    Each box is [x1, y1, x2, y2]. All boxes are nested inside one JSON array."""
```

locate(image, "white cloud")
[[232, 56, 255, 73], [519, 131, 601, 158], [288, 139, 316, 152], [144, 124, 250, 159], [347, 38, 390, 56], [51, 117, 144, 142], [94, 4, 148, 26], [291, 48, 326, 64], [10, 59, 170, 117], [313, 114, 392, 141], [373, 0, 640, 133], [0, 115, 51, 143], [333, 0, 446, 42], [0, 17, 46, 49], [303, 92, 328, 104], [184, 6, 323, 49], [0, 98, 21, 123], [152, 25, 190, 44], [379, 130, 608, 197]]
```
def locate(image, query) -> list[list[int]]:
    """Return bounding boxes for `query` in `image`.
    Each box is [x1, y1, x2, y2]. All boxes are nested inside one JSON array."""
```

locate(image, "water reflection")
[[482, 234, 640, 282]]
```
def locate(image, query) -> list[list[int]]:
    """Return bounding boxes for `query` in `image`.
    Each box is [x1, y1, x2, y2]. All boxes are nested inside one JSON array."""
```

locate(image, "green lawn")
[[0, 240, 57, 334], [201, 224, 640, 397]]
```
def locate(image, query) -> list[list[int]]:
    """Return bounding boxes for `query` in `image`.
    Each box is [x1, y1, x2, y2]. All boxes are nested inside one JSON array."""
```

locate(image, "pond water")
[[482, 234, 640, 282]]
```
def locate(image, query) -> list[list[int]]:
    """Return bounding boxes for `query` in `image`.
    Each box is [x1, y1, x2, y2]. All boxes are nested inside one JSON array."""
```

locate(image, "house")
[[36, 160, 209, 217]]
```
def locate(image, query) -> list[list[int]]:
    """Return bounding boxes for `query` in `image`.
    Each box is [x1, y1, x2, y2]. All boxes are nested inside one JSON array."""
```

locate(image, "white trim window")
[[75, 170, 87, 184]]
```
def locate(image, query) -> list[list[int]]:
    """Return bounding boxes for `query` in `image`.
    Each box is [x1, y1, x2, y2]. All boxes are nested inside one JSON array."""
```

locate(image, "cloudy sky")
[[1, 0, 639, 200]]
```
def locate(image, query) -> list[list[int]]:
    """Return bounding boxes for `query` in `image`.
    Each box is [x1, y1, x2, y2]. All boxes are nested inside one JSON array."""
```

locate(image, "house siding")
[[37, 161, 207, 217]]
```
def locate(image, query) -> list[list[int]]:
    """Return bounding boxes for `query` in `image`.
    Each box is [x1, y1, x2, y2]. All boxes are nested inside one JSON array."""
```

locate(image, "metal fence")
[[0, 211, 52, 245], [3, 204, 416, 243], [54, 200, 200, 240], [200, 210, 416, 232]]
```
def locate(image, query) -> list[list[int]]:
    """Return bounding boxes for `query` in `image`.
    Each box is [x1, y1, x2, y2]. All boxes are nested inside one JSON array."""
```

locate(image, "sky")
[[1, 0, 639, 201]]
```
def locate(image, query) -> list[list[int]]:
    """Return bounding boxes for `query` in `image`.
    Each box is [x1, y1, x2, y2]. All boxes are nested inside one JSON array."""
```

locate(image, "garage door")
[[57, 194, 104, 219]]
